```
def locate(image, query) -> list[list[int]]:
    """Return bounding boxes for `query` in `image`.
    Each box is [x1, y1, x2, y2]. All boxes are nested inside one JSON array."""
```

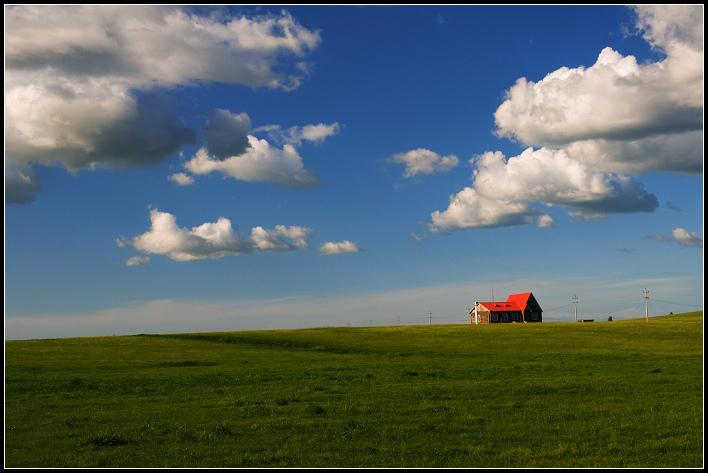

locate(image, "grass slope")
[[5, 312, 703, 468]]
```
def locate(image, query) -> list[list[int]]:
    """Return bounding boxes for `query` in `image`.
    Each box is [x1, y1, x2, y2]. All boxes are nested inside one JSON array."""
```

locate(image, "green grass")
[[5, 312, 703, 467]]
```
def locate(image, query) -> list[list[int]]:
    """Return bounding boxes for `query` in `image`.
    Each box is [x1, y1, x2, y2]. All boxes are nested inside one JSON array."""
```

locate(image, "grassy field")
[[4, 312, 703, 468]]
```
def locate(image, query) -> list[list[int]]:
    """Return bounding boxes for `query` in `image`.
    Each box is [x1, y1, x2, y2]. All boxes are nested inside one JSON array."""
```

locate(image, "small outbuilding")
[[471, 292, 543, 324]]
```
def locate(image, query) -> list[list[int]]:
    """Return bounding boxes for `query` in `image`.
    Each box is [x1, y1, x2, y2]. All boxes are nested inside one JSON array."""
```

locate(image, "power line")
[[544, 302, 573, 312], [649, 298, 703, 308]]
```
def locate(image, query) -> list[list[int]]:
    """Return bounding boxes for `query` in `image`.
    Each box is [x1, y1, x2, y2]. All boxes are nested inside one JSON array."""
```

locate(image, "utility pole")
[[573, 294, 578, 322], [644, 288, 649, 321], [428, 311, 432, 325]]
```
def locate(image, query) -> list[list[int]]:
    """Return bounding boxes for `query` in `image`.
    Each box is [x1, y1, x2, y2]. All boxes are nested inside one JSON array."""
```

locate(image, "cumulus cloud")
[[388, 149, 459, 178], [297, 123, 341, 144], [5, 5, 322, 203], [118, 208, 313, 261], [429, 148, 658, 232], [168, 173, 194, 186], [647, 228, 702, 247], [537, 215, 556, 228], [672, 228, 703, 247], [5, 84, 198, 172], [493, 5, 703, 175], [563, 131, 703, 175], [430, 186, 543, 231], [176, 111, 335, 187], [184, 136, 320, 188], [319, 240, 362, 255], [427, 6, 697, 235]]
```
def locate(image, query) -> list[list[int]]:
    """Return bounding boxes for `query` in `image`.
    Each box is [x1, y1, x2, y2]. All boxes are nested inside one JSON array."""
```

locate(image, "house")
[[470, 292, 542, 324]]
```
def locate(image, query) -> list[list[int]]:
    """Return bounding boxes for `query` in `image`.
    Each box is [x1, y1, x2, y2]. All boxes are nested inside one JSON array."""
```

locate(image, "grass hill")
[[4, 312, 703, 467]]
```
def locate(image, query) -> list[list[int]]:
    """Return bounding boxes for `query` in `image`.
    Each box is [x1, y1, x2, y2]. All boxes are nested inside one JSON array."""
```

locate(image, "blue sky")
[[5, 5, 703, 339]]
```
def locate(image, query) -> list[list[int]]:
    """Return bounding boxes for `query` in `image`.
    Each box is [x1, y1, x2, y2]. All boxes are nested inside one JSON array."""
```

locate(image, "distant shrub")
[[304, 404, 326, 417], [80, 430, 128, 447], [274, 397, 289, 406]]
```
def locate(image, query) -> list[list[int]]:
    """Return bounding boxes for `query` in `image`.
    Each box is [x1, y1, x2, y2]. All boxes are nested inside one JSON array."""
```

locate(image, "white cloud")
[[493, 5, 703, 175], [298, 123, 341, 144], [4, 6, 321, 203], [672, 228, 703, 248], [168, 173, 194, 185], [182, 112, 336, 187], [254, 122, 340, 146], [119, 208, 313, 261], [319, 240, 362, 255], [125, 256, 150, 266], [388, 148, 459, 178], [647, 228, 703, 248], [537, 215, 556, 228], [250, 225, 311, 251], [429, 148, 658, 232], [633, 5, 703, 57], [184, 136, 320, 188], [4, 6, 321, 90], [430, 186, 543, 231]]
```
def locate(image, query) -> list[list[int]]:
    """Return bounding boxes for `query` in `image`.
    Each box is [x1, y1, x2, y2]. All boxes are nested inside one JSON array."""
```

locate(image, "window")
[[492, 314, 498, 322], [512, 313, 519, 321], [532, 313, 538, 321], [502, 313, 508, 322]]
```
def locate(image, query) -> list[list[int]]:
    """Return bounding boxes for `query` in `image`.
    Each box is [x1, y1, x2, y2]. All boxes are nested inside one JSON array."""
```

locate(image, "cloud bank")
[[5, 5, 322, 204]]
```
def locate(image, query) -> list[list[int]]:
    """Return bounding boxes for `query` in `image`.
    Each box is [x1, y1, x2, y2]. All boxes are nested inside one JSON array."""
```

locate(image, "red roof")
[[477, 293, 532, 312], [477, 301, 522, 312], [506, 292, 532, 312]]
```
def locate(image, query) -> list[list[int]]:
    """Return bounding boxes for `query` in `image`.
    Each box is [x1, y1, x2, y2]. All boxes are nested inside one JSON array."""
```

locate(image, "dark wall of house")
[[523, 294, 543, 322]]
